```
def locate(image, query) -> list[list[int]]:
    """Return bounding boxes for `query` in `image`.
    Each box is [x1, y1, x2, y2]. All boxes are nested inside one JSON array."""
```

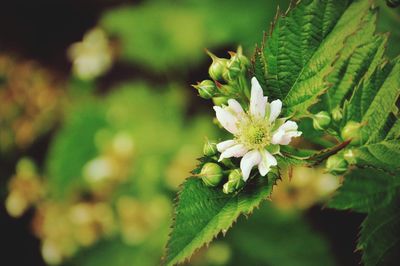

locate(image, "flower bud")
[[332, 107, 343, 122], [193, 80, 218, 99], [215, 81, 236, 95], [207, 50, 228, 81], [343, 149, 357, 164], [203, 141, 217, 157], [341, 121, 362, 145], [222, 53, 242, 82], [312, 111, 331, 131], [326, 154, 348, 175], [200, 163, 223, 187], [236, 46, 249, 68], [223, 169, 245, 194], [212, 96, 229, 106]]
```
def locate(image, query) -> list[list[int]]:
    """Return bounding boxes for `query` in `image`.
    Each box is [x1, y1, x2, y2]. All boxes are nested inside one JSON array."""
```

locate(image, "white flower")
[[214, 77, 302, 181]]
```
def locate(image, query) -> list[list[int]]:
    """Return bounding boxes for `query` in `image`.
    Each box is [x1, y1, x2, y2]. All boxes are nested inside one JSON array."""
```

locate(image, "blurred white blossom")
[[68, 27, 113, 80]]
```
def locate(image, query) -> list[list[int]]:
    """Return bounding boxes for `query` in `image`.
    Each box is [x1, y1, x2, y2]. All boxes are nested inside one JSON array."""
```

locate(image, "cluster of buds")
[[198, 141, 245, 194], [0, 54, 66, 153], [193, 47, 250, 105], [32, 201, 116, 265]]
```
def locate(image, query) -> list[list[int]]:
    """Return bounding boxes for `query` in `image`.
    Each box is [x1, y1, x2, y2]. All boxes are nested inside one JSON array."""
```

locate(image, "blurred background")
[[0, 0, 399, 265]]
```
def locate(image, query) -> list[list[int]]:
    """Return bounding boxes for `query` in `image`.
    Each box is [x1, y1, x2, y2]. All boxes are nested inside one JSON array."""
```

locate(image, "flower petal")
[[258, 150, 277, 176], [271, 128, 285, 145], [227, 99, 245, 119], [250, 77, 267, 120], [216, 139, 236, 152], [213, 106, 238, 134], [280, 120, 298, 131], [269, 99, 282, 123], [279, 131, 302, 145], [219, 144, 248, 161], [240, 150, 262, 181], [271, 120, 302, 145]]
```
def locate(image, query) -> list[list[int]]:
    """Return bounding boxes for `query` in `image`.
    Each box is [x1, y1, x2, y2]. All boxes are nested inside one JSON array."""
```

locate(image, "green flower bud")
[[223, 169, 245, 194], [343, 149, 357, 164], [222, 53, 242, 82], [200, 163, 224, 187], [236, 46, 249, 67], [312, 111, 331, 131], [193, 80, 218, 99], [212, 96, 229, 106], [214, 81, 237, 95], [341, 121, 362, 145], [332, 107, 343, 122], [326, 154, 348, 175], [203, 141, 218, 157], [207, 50, 228, 81]]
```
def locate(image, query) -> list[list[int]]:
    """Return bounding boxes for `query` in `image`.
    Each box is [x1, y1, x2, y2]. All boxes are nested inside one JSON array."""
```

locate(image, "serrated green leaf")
[[329, 168, 400, 212], [263, 0, 349, 100], [164, 173, 278, 266], [344, 60, 393, 124], [251, 46, 268, 90], [386, 118, 400, 140], [259, 0, 379, 117], [319, 9, 384, 112], [359, 59, 400, 144], [352, 140, 400, 170], [342, 57, 400, 144], [358, 197, 400, 266], [324, 34, 387, 112]]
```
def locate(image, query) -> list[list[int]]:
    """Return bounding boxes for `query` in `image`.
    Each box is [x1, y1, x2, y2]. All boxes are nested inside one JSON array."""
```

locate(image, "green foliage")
[[46, 82, 217, 198], [46, 102, 108, 198], [329, 168, 400, 212], [164, 173, 278, 266], [227, 204, 335, 266], [65, 227, 169, 266], [352, 140, 400, 170], [166, 0, 400, 265], [358, 197, 400, 266], [349, 60, 400, 144], [101, 0, 290, 72], [253, 0, 383, 118], [377, 0, 400, 58], [321, 9, 384, 113], [336, 58, 400, 170]]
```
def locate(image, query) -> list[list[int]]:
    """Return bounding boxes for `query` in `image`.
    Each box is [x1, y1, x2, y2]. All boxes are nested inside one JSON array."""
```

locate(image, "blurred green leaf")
[[101, 0, 289, 71], [227, 204, 336, 266], [46, 101, 107, 198]]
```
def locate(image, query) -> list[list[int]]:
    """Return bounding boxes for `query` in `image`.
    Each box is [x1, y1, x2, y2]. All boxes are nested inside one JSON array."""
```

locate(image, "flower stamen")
[[236, 115, 271, 150]]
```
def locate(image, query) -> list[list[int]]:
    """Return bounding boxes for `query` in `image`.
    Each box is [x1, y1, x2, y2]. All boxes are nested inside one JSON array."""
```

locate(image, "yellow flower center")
[[236, 116, 271, 150]]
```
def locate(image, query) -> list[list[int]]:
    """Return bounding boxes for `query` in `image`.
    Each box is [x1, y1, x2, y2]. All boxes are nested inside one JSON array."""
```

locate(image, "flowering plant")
[[164, 1, 400, 266]]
